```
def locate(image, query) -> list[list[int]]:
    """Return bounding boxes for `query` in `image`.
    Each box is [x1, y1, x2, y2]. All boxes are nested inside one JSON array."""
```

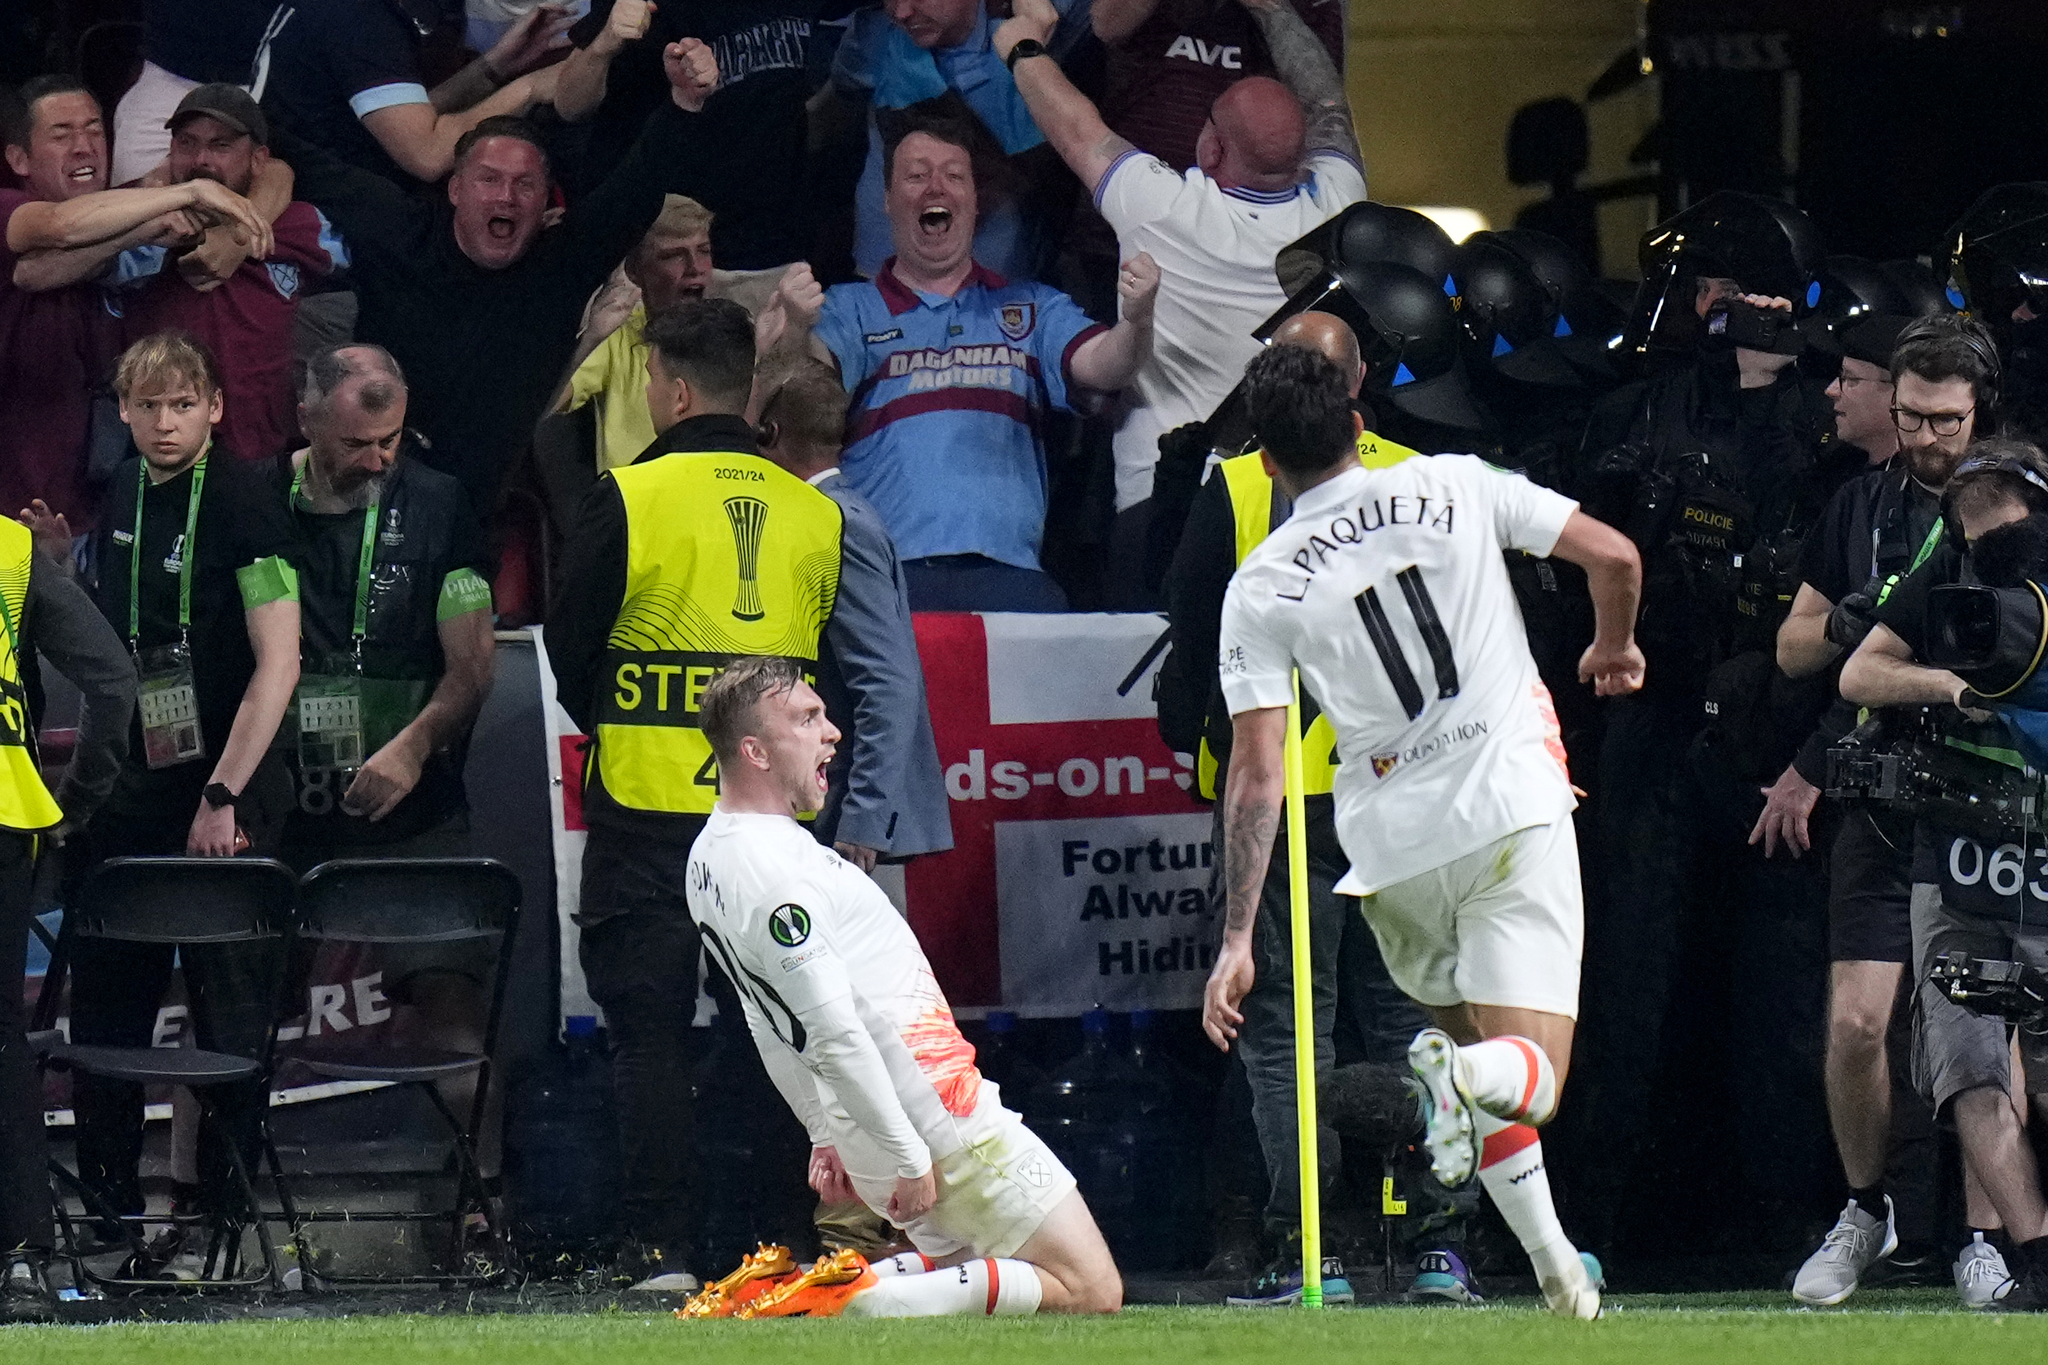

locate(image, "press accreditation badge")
[[135, 642, 205, 770], [295, 674, 365, 775]]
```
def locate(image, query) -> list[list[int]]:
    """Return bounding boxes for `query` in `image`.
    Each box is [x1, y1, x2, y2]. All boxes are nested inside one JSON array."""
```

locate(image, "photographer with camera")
[[1840, 441, 2048, 1312], [1565, 193, 1844, 1255], [1775, 312, 2003, 1304]]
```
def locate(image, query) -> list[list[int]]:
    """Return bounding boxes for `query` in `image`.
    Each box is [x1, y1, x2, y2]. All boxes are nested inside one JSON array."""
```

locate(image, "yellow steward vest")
[[0, 519, 64, 831], [588, 450, 843, 816], [1195, 432, 1419, 801]]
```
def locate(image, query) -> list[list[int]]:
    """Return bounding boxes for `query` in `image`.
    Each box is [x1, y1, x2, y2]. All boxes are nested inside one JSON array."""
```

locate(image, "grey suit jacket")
[[815, 471, 954, 858]]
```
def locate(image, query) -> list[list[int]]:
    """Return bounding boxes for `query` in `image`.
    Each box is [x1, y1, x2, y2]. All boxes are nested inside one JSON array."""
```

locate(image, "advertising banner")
[[544, 613, 1216, 1026]]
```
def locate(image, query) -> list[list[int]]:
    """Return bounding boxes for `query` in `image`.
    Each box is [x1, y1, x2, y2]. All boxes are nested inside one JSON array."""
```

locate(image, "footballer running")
[[1201, 345, 1646, 1318], [684, 655, 1122, 1318]]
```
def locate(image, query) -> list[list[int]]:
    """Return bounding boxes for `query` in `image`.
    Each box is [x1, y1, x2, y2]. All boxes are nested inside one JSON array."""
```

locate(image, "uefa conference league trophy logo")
[[725, 496, 768, 622]]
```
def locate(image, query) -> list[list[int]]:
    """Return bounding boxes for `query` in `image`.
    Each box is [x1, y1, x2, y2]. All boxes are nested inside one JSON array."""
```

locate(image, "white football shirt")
[[1218, 456, 1580, 895], [686, 808, 984, 1177], [1095, 149, 1367, 511]]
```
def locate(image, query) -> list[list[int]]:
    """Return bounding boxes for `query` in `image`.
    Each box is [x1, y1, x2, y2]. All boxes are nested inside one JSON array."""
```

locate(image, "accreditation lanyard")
[[291, 464, 380, 665], [130, 453, 207, 649], [1907, 517, 1944, 575]]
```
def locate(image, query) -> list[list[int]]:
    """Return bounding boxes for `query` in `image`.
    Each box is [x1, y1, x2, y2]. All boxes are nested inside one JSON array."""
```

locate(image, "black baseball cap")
[[166, 83, 269, 147]]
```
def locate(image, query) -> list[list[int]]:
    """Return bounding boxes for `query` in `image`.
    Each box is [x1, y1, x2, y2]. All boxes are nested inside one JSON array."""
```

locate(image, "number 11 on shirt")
[[1355, 567, 1460, 721]]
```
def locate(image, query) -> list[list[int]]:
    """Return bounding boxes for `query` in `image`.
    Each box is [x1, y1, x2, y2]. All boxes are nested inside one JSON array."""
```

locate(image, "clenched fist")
[[1117, 251, 1161, 327], [665, 37, 721, 112]]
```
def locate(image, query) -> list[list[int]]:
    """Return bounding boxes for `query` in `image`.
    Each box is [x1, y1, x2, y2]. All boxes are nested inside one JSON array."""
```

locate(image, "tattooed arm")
[[1201, 706, 1289, 1051], [993, 0, 1137, 197], [1237, 0, 1361, 165]]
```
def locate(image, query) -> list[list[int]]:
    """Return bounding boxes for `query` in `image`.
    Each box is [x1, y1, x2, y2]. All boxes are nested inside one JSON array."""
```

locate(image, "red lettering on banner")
[[905, 614, 1204, 1006]]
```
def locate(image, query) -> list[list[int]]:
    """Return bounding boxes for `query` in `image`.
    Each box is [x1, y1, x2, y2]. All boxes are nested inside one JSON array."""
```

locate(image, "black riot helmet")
[[1255, 259, 1486, 432], [1943, 182, 2048, 351], [1801, 255, 1953, 371], [1625, 191, 1824, 359], [1454, 234, 1580, 387], [1488, 228, 1629, 384], [1274, 201, 1460, 302], [1880, 258, 1956, 320], [1798, 256, 1908, 356]]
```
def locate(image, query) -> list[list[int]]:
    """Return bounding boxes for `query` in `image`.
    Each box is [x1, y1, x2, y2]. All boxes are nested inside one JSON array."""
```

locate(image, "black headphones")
[[1895, 311, 2004, 412], [1941, 445, 2048, 546]]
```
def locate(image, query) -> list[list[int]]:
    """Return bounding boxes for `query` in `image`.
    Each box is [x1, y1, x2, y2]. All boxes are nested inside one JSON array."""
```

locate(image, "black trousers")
[[577, 821, 814, 1261], [576, 827, 704, 1255], [66, 938, 276, 1220], [0, 831, 49, 1252], [1229, 801, 1426, 1236], [64, 754, 293, 1221]]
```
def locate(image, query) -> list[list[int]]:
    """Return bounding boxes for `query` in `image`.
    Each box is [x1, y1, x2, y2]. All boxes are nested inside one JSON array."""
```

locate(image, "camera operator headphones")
[[1894, 311, 2005, 415], [1938, 446, 2048, 542]]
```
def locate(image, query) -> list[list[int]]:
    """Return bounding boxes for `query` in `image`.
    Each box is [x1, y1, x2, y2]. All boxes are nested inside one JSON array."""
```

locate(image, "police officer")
[[1166, 313, 1438, 1304], [51, 332, 301, 1275], [549, 298, 849, 1291], [0, 508, 137, 1321], [1564, 192, 1841, 1254], [1944, 183, 2048, 444]]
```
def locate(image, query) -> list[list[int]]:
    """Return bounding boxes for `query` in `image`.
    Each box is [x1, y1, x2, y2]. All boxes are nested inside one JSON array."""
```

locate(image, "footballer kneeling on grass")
[[683, 655, 1123, 1318]]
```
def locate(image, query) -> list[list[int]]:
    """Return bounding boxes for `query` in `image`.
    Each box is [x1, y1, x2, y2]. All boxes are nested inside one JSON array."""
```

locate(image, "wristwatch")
[[1005, 38, 1049, 72], [202, 782, 240, 812]]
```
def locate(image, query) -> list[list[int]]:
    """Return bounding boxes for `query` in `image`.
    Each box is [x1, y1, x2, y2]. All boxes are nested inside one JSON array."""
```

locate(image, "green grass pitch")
[[8, 1292, 2048, 1365]]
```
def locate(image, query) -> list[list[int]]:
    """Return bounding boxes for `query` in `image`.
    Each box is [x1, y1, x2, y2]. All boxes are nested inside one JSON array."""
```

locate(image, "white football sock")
[[1472, 1108, 1577, 1283], [1457, 1036, 1559, 1125], [844, 1257, 1044, 1318], [869, 1251, 936, 1279]]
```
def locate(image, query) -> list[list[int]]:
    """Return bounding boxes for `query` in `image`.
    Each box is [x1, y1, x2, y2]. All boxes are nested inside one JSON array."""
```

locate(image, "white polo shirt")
[[1095, 148, 1366, 511], [1218, 456, 1580, 895]]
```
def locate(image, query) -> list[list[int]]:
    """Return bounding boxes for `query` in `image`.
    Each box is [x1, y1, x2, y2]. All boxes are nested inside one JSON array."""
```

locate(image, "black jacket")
[[272, 97, 745, 517]]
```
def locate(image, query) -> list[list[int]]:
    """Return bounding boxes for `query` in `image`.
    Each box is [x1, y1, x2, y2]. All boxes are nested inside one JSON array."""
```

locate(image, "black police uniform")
[[70, 445, 299, 1225], [1561, 347, 1842, 1249]]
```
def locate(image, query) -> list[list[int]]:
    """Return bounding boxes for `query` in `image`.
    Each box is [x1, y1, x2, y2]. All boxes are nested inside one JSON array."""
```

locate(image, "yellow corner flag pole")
[[1285, 669, 1322, 1309]]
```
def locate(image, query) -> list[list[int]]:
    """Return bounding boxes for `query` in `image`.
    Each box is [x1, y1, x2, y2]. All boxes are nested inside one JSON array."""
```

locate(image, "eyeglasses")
[[1892, 405, 1974, 436], [1835, 374, 1893, 389]]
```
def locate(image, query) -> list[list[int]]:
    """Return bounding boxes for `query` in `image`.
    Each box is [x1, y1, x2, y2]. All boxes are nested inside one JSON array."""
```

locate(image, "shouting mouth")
[[917, 206, 953, 239], [485, 215, 518, 242]]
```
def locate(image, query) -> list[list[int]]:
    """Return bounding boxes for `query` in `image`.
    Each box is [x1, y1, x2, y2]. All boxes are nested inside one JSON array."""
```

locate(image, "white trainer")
[[1791, 1197, 1896, 1306], [1538, 1250, 1602, 1319], [1954, 1232, 2013, 1310], [1408, 1028, 1477, 1188]]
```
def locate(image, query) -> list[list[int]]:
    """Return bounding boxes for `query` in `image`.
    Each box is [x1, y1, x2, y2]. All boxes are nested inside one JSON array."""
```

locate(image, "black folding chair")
[[268, 858, 521, 1287], [35, 857, 298, 1292]]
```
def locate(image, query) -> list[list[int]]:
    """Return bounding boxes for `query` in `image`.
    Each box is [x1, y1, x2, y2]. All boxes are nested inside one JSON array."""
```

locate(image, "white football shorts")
[[836, 1084, 1077, 1261], [1357, 817, 1583, 1019]]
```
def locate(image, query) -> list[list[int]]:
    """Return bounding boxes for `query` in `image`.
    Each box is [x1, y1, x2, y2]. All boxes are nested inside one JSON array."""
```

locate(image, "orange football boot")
[[734, 1248, 877, 1319], [676, 1244, 798, 1319]]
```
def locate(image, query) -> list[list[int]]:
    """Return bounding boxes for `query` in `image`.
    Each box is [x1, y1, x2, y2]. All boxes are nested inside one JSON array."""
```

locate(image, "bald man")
[[995, 0, 1363, 606], [1271, 311, 1365, 399]]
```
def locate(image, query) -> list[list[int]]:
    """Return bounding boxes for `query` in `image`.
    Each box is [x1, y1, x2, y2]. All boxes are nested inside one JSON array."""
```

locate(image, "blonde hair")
[[647, 194, 714, 242], [114, 331, 220, 401]]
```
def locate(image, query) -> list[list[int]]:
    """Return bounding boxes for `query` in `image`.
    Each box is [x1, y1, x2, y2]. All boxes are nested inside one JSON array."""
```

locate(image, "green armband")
[[236, 556, 299, 611], [438, 567, 493, 622]]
